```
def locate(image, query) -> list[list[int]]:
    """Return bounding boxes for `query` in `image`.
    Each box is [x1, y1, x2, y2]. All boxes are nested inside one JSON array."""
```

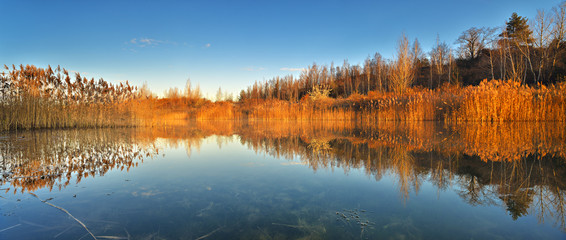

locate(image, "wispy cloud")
[[204, 43, 211, 48], [138, 38, 162, 47], [242, 66, 265, 72], [280, 67, 305, 72], [127, 37, 171, 48]]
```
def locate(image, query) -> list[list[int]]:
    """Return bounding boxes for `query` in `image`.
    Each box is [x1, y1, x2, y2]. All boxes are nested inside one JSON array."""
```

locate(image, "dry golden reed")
[[171, 79, 563, 123], [0, 65, 137, 131], [2, 64, 564, 131], [456, 79, 566, 122]]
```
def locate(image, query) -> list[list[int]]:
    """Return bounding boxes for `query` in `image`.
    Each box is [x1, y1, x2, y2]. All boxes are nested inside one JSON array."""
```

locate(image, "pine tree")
[[504, 12, 533, 43]]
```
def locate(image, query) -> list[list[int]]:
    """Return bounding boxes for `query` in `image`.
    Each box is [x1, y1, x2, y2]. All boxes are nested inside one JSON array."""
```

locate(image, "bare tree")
[[484, 27, 501, 80], [390, 34, 416, 93], [373, 53, 386, 92], [430, 35, 450, 87], [457, 27, 497, 60], [216, 87, 223, 102], [448, 48, 454, 84], [532, 9, 554, 82], [184, 78, 201, 100], [364, 57, 372, 94], [551, 2, 566, 80], [457, 27, 482, 60], [137, 82, 155, 99]]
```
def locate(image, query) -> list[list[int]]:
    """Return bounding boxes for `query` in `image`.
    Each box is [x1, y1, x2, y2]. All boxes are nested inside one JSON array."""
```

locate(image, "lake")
[[1, 121, 565, 239]]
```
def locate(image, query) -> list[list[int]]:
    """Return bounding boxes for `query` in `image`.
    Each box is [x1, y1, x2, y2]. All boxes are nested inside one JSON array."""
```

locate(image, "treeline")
[[238, 2, 566, 101], [0, 64, 138, 130]]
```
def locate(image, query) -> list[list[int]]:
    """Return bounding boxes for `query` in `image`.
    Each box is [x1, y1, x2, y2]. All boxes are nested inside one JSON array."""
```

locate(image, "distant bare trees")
[[237, 34, 422, 101], [235, 2, 566, 101], [184, 78, 202, 100]]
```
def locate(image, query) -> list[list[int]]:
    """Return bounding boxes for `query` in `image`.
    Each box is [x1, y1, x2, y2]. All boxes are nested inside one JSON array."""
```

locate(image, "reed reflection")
[[0, 129, 159, 193], [0, 120, 564, 230]]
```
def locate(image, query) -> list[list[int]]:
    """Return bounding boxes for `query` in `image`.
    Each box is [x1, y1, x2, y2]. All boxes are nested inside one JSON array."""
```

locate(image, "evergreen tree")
[[504, 12, 533, 43]]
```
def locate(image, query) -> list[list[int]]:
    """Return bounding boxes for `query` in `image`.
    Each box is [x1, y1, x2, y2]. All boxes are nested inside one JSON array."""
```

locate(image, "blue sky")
[[0, 0, 562, 98]]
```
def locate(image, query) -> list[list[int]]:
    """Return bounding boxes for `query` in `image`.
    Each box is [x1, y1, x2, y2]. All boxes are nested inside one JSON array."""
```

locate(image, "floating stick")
[[29, 193, 97, 240]]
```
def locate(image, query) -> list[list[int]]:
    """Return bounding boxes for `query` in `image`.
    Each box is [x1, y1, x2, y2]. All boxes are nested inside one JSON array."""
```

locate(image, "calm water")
[[0, 121, 565, 239]]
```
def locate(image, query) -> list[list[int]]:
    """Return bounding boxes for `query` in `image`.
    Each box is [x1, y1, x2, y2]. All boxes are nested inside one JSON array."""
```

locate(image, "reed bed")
[[1, 64, 564, 129], [455, 80, 566, 122], [146, 79, 559, 123], [182, 79, 564, 122], [0, 65, 137, 131]]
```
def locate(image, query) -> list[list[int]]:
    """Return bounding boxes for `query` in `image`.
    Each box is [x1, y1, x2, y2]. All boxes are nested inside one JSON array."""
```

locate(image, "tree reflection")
[[0, 120, 564, 230], [504, 190, 532, 220], [218, 121, 566, 230]]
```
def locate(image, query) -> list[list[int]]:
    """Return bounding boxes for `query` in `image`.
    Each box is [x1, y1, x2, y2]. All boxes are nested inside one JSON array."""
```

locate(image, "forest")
[[1, 3, 566, 130]]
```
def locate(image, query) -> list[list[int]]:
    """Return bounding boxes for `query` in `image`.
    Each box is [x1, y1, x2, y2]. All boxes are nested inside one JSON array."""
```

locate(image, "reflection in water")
[[1, 121, 565, 235], [232, 121, 566, 230], [0, 129, 159, 193]]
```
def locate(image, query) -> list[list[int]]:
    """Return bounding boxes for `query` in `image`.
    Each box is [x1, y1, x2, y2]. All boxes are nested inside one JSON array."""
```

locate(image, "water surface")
[[1, 121, 565, 239]]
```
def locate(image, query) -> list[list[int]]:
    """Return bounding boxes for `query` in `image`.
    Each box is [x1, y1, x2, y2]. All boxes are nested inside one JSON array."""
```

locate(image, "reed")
[[2, 64, 564, 129], [231, 79, 565, 122], [455, 79, 566, 122], [0, 65, 137, 131], [183, 80, 553, 122]]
